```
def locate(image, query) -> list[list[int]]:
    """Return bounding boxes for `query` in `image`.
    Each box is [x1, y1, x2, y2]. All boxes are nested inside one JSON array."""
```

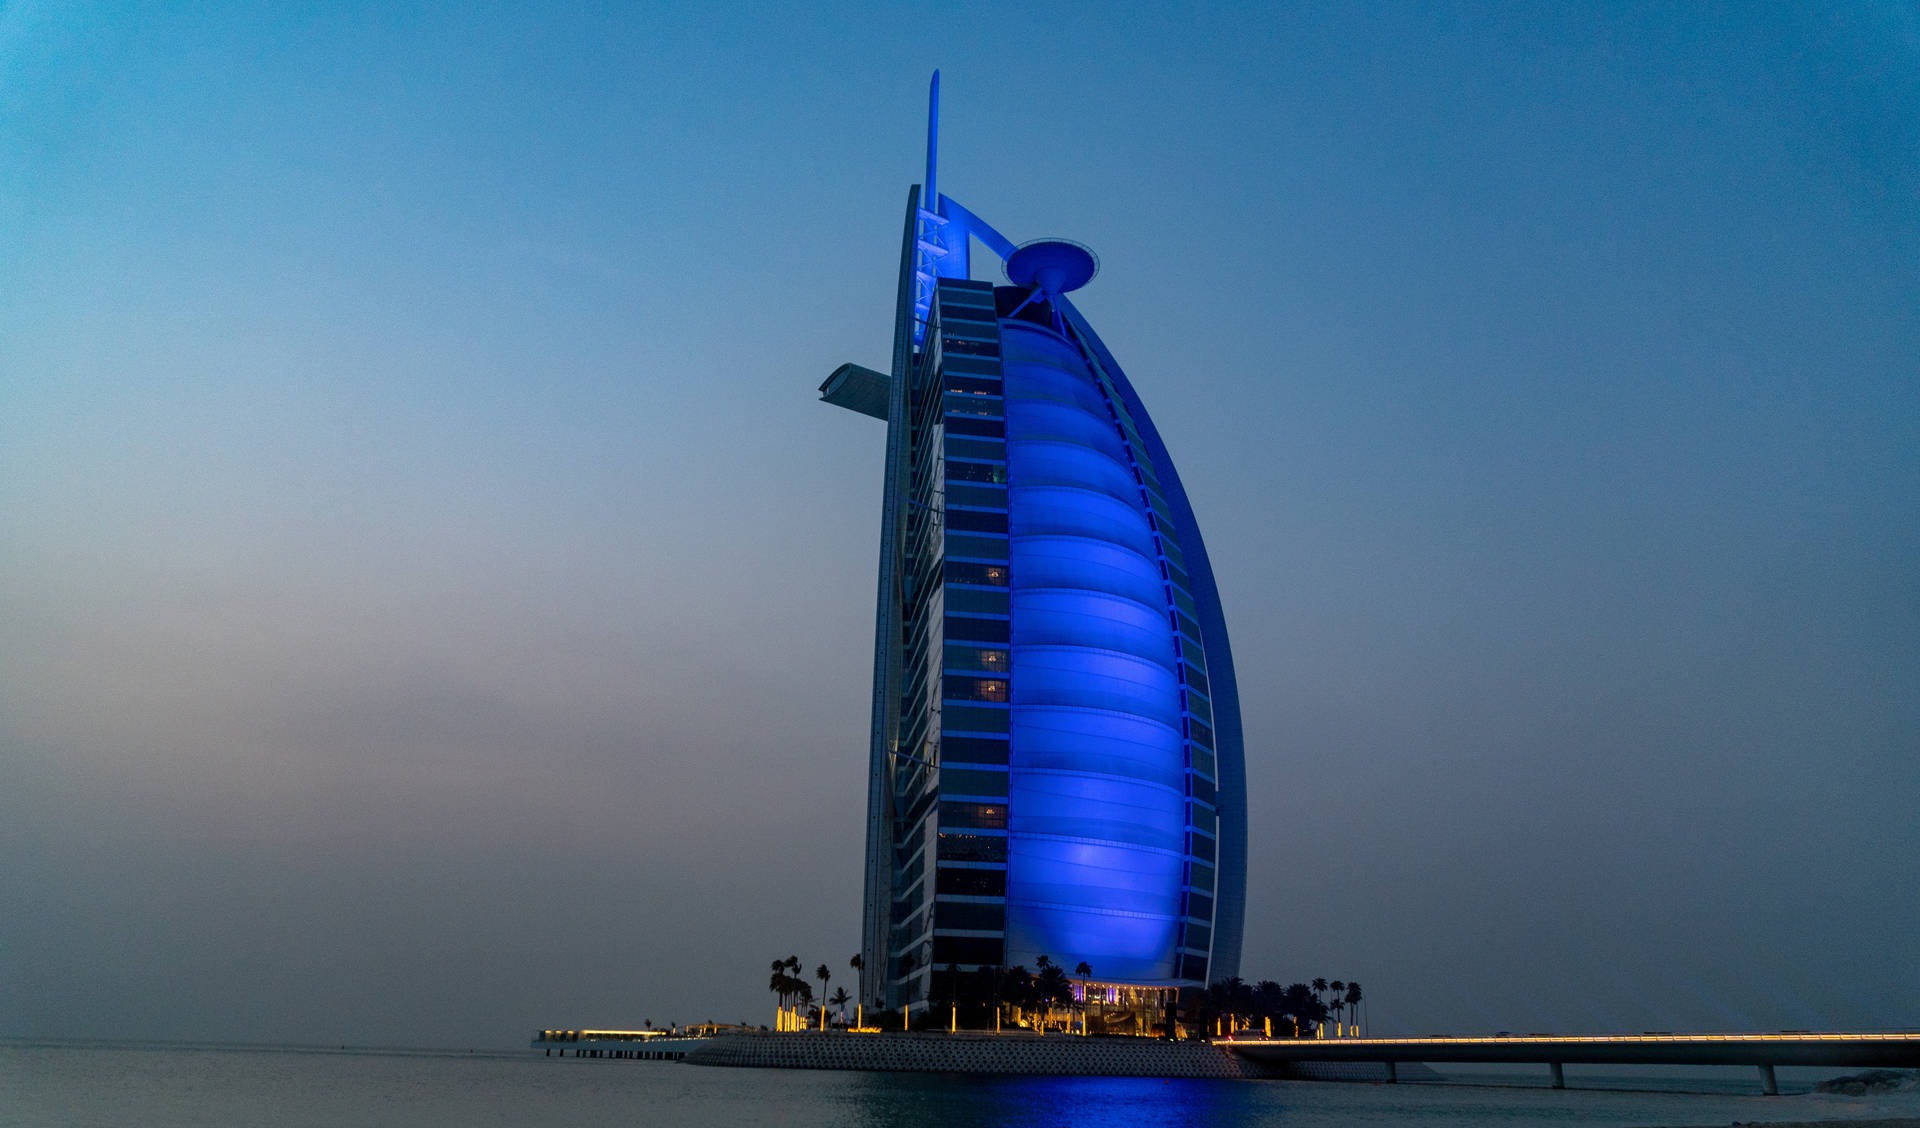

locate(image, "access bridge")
[[1223, 1031, 1920, 1094]]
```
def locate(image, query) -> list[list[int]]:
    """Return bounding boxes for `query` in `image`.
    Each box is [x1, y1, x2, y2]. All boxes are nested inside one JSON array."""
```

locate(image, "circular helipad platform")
[[1006, 239, 1099, 295]]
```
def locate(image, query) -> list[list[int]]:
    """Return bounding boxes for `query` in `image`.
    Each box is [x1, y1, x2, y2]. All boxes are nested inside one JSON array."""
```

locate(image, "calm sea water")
[[2, 1044, 1913, 1128]]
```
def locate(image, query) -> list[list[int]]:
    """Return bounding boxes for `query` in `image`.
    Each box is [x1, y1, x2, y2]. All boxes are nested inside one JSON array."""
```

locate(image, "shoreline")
[[678, 1030, 1439, 1081]]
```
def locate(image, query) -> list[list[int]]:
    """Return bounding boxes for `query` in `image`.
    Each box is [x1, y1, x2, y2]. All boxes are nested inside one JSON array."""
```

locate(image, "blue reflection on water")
[[846, 1072, 1251, 1128]]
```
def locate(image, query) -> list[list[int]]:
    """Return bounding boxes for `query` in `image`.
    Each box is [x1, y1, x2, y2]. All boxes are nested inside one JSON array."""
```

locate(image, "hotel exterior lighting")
[[824, 74, 1246, 1020]]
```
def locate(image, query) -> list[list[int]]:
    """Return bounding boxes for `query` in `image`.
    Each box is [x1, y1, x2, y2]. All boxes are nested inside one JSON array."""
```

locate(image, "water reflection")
[[846, 1072, 1256, 1128]]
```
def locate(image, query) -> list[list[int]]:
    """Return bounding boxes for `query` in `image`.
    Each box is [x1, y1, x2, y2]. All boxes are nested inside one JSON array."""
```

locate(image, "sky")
[[2, 1, 1916, 1050]]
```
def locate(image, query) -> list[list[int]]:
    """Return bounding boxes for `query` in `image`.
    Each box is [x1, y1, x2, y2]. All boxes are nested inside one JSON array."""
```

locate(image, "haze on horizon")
[[2, 2, 1915, 1050]]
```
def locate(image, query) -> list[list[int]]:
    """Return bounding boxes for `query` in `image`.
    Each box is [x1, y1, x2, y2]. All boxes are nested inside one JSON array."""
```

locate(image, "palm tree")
[[1218, 977, 1248, 1032], [1281, 982, 1326, 1038], [1073, 962, 1093, 1030], [1311, 977, 1328, 1015], [1034, 956, 1071, 1029], [793, 980, 813, 1027], [771, 959, 805, 1026], [829, 987, 851, 1026], [1329, 981, 1346, 1031], [1002, 965, 1033, 1026], [784, 955, 804, 1024], [1344, 982, 1363, 1036], [1252, 980, 1283, 1035], [814, 964, 832, 1028]]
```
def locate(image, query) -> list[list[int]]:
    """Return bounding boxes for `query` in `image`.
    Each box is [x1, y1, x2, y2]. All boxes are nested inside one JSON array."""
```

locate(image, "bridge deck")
[[1225, 1032, 1920, 1069]]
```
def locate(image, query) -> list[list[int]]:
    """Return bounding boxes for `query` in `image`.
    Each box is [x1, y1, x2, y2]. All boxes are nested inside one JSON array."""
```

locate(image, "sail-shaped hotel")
[[822, 75, 1245, 1021]]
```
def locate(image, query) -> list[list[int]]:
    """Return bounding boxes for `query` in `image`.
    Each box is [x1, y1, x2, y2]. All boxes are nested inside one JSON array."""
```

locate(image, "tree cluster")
[[930, 954, 1079, 1013], [767, 955, 814, 1017], [768, 954, 861, 1026], [1189, 976, 1364, 1038]]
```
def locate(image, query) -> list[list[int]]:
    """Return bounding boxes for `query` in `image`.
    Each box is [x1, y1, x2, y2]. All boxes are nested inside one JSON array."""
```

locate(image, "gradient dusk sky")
[[3, 2, 1915, 1048]]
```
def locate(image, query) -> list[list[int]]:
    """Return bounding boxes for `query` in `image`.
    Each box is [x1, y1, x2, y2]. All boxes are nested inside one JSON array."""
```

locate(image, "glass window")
[[938, 318, 999, 342], [939, 800, 1007, 830], [943, 675, 1009, 703], [1182, 922, 1211, 951], [939, 353, 1002, 375], [944, 395, 1002, 419], [1190, 746, 1215, 779], [944, 436, 1005, 462], [947, 461, 1006, 484], [1188, 831, 1216, 863], [941, 767, 1008, 798], [942, 705, 1009, 734], [937, 834, 1008, 864], [1186, 717, 1214, 750], [935, 899, 1006, 929], [938, 286, 997, 309], [944, 484, 1007, 510], [947, 509, 1007, 534], [1182, 663, 1209, 696], [944, 587, 1008, 615], [937, 306, 996, 327], [1189, 773, 1216, 805], [945, 416, 1004, 439], [1185, 891, 1214, 922], [935, 867, 1007, 897], [941, 736, 1009, 765], [944, 644, 1010, 674], [942, 337, 1000, 358], [945, 615, 1010, 644], [944, 560, 1008, 588], [944, 533, 1008, 561], [944, 375, 1001, 397], [931, 936, 1004, 966]]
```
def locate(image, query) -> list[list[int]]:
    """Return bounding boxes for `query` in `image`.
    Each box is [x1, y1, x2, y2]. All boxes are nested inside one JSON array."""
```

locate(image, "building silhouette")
[[822, 74, 1245, 1016]]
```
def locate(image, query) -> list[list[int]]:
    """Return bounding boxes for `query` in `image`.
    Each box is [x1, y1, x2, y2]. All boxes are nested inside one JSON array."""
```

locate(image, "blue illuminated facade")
[[822, 75, 1244, 1013]]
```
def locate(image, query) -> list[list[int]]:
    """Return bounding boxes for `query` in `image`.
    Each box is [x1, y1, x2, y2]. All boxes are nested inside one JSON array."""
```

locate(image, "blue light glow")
[[1000, 320, 1188, 983]]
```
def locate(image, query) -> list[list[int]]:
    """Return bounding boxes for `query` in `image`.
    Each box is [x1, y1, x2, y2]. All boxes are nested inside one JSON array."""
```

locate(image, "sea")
[[4, 1043, 1917, 1128]]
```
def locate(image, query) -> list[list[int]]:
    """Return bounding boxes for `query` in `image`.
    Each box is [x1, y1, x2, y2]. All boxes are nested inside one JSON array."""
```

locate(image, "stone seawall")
[[681, 1032, 1433, 1082]]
